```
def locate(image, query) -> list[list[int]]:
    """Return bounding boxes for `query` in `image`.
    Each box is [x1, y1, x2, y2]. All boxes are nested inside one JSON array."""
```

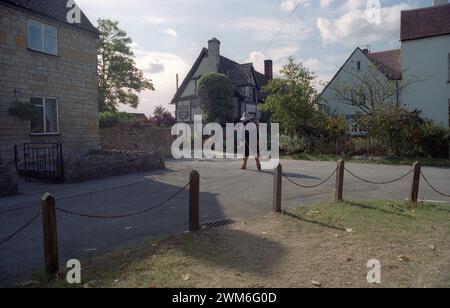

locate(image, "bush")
[[280, 135, 307, 155], [413, 123, 450, 159], [198, 73, 235, 125], [99, 112, 133, 128]]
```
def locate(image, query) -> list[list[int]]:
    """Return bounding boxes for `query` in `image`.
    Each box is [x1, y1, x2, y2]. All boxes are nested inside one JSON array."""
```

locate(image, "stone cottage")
[[0, 0, 99, 165], [171, 38, 273, 123]]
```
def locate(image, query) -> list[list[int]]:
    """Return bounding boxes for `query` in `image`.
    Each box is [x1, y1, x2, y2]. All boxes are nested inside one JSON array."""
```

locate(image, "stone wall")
[[0, 160, 18, 197], [100, 123, 172, 158], [0, 4, 99, 162], [64, 150, 165, 183]]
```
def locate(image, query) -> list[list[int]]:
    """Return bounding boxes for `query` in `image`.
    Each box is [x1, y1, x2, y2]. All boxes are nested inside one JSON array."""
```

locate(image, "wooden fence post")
[[335, 160, 345, 202], [273, 163, 282, 213], [410, 161, 421, 203], [41, 193, 59, 278], [189, 170, 200, 231]]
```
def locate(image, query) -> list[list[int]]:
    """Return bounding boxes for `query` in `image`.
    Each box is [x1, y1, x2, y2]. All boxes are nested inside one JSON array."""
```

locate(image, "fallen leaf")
[[398, 255, 410, 262], [429, 245, 436, 252], [346, 257, 354, 263], [311, 281, 322, 287], [346, 228, 353, 233], [182, 274, 190, 281]]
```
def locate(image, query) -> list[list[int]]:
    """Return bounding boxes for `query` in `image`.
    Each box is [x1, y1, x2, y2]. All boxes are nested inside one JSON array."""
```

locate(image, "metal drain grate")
[[202, 218, 237, 230]]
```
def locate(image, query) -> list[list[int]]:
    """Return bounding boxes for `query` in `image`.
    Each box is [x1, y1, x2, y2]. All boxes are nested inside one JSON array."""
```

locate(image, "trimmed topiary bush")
[[198, 73, 235, 125]]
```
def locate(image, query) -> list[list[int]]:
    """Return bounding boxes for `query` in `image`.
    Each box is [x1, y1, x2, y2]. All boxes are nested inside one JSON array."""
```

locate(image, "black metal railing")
[[15, 143, 64, 183]]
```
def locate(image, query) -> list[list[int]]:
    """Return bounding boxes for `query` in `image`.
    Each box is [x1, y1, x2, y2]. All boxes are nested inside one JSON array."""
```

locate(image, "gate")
[[15, 143, 64, 183]]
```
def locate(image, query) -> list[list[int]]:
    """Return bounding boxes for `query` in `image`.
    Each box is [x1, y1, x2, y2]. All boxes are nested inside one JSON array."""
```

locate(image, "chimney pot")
[[264, 60, 273, 80]]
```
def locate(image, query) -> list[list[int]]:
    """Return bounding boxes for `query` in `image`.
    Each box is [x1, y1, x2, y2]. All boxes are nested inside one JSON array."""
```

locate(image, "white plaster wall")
[[320, 49, 373, 116], [320, 48, 395, 117], [177, 54, 213, 121], [402, 35, 450, 128]]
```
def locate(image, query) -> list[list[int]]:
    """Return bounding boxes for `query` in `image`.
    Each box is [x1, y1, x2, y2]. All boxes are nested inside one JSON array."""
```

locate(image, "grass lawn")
[[288, 153, 450, 168], [28, 200, 450, 288]]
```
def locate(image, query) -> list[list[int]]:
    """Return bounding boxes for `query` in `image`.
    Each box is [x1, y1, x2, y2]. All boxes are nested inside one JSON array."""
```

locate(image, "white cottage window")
[[28, 20, 58, 55], [30, 97, 59, 135]]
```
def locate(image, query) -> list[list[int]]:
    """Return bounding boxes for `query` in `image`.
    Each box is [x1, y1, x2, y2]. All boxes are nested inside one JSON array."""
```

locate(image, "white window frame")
[[30, 96, 60, 135], [28, 20, 58, 56], [448, 53, 450, 82]]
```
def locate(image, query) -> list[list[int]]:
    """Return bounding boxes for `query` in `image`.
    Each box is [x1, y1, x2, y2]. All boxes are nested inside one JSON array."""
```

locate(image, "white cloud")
[[119, 49, 190, 115], [161, 28, 178, 38], [320, 0, 334, 8], [144, 16, 167, 25], [316, 3, 411, 45], [233, 17, 314, 42], [281, 0, 312, 11], [244, 44, 300, 77]]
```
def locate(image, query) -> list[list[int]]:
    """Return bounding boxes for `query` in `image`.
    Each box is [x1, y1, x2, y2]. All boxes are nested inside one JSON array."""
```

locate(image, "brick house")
[[171, 38, 273, 123], [0, 0, 99, 165]]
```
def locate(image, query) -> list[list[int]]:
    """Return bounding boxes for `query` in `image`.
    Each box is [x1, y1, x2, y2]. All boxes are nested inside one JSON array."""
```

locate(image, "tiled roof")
[[401, 3, 450, 41], [171, 48, 270, 104], [219, 57, 270, 87], [0, 0, 99, 35], [367, 49, 402, 80]]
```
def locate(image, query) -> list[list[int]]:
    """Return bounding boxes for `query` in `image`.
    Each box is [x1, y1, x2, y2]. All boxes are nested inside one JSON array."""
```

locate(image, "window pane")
[[44, 25, 57, 37], [28, 21, 43, 51], [30, 97, 44, 134], [44, 34, 57, 55], [45, 98, 58, 133]]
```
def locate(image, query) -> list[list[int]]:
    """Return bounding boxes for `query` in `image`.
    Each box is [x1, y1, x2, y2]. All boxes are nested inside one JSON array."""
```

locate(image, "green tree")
[[197, 73, 235, 125], [97, 19, 154, 112], [260, 57, 319, 134]]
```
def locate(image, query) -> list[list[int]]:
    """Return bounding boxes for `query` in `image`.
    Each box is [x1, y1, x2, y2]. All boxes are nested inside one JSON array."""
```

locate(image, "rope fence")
[[345, 167, 414, 185], [0, 162, 448, 283], [421, 172, 450, 198], [56, 183, 189, 219], [274, 160, 449, 210], [0, 209, 41, 246], [0, 171, 201, 281], [282, 168, 337, 189]]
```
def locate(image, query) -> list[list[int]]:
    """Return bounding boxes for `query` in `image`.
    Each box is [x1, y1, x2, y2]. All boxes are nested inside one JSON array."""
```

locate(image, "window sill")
[[30, 133, 61, 137], [27, 48, 59, 58]]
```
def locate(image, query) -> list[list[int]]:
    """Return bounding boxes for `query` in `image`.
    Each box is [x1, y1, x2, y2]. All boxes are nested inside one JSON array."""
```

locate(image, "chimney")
[[264, 60, 273, 80], [362, 48, 369, 54], [208, 38, 220, 72], [433, 0, 448, 6]]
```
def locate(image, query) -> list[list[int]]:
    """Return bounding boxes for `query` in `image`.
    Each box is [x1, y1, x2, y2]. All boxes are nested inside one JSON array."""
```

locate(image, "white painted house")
[[171, 38, 273, 123], [320, 0, 450, 129], [401, 0, 450, 128]]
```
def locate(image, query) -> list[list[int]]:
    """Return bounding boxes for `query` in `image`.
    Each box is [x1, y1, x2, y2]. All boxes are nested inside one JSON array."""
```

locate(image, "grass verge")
[[26, 200, 450, 288]]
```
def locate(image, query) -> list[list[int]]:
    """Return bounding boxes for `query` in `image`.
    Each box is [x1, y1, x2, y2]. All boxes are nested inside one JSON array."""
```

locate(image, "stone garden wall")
[[64, 150, 165, 183], [100, 123, 172, 158]]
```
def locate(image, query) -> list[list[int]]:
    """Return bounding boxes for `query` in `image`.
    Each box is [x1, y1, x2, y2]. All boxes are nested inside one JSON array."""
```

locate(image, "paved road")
[[0, 159, 449, 286]]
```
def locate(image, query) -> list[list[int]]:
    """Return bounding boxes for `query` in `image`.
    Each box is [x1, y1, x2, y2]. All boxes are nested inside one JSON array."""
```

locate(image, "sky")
[[75, 0, 432, 116]]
